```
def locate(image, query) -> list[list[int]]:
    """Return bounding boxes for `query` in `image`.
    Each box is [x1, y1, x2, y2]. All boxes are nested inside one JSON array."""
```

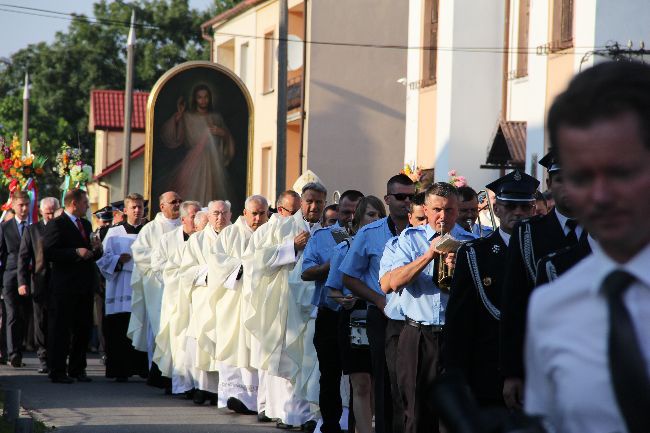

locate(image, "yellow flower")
[[9, 168, 16, 176], [23, 156, 33, 166], [13, 159, 22, 168]]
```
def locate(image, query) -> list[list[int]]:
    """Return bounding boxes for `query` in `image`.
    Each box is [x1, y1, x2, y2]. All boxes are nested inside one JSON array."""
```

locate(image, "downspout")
[[201, 24, 215, 62], [298, 0, 308, 175], [500, 0, 511, 178]]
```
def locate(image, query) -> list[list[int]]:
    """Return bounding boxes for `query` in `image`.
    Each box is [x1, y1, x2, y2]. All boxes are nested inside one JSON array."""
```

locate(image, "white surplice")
[[127, 213, 180, 353], [97, 225, 138, 315], [207, 216, 258, 410], [241, 211, 320, 424], [177, 224, 224, 394], [152, 227, 193, 393]]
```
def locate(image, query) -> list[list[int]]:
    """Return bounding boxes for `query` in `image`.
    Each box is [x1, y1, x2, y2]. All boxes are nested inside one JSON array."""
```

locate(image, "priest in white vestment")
[[97, 193, 149, 381], [208, 195, 269, 414], [242, 185, 326, 430], [178, 199, 232, 405], [127, 191, 181, 388], [152, 200, 200, 394]]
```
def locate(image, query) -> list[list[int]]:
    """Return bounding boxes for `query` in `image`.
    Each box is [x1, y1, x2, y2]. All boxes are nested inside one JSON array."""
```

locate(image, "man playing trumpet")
[[389, 182, 476, 433]]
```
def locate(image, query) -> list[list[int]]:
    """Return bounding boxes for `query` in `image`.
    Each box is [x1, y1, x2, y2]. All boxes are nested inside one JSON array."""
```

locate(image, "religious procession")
[[1, 1, 649, 433]]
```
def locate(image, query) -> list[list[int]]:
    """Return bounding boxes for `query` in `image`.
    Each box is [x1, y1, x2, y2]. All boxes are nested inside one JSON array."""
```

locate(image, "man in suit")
[[17, 197, 60, 373], [444, 170, 538, 407], [0, 191, 32, 368], [43, 189, 101, 383], [499, 151, 587, 409]]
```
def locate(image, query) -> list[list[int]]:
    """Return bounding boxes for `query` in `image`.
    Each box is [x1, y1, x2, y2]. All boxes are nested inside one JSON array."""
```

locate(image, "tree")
[[0, 0, 242, 199]]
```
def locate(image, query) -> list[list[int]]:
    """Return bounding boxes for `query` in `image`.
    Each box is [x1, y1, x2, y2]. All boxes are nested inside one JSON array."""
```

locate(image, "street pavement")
[[0, 353, 281, 432]]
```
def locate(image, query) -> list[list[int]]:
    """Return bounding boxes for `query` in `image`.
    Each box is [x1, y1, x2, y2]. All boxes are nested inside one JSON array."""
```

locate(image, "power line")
[[0, 2, 606, 55]]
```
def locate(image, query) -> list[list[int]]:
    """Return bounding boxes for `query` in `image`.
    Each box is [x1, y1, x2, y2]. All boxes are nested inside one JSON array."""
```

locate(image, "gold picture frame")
[[144, 61, 254, 218]]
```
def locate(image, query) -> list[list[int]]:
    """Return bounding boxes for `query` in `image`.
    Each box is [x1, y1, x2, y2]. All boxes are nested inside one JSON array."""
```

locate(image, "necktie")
[[18, 221, 25, 238], [601, 270, 650, 433], [75, 218, 88, 242], [565, 219, 578, 245]]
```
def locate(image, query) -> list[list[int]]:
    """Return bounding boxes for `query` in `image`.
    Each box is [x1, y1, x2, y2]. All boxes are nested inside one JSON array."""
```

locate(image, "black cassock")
[[103, 222, 149, 379]]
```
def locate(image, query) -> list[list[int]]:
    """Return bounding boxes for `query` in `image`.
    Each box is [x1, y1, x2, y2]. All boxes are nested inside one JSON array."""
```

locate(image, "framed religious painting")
[[145, 61, 253, 217]]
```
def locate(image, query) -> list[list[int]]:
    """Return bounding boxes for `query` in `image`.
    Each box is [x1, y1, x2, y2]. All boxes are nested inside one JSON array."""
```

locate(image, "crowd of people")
[[0, 61, 648, 433]]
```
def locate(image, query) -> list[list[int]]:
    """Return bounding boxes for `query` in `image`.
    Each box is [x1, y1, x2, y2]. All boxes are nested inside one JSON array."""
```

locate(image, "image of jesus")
[[160, 84, 236, 203]]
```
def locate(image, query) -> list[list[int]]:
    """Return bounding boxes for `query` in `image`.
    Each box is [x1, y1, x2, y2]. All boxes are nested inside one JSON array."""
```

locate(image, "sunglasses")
[[278, 206, 299, 215], [389, 193, 415, 201], [501, 202, 536, 211], [166, 199, 182, 205]]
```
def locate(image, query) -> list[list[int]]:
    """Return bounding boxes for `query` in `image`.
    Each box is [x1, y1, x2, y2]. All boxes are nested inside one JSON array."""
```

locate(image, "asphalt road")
[[0, 353, 282, 433]]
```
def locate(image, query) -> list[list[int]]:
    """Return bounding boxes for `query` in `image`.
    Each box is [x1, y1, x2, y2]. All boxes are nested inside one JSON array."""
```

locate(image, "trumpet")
[[436, 221, 454, 292]]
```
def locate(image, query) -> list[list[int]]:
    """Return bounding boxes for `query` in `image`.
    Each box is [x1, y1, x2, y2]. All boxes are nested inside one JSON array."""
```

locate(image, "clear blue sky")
[[0, 0, 216, 60]]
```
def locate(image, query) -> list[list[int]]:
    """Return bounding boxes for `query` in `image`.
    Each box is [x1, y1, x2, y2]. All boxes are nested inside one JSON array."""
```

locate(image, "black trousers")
[[47, 290, 93, 377], [313, 307, 342, 433], [104, 312, 149, 378], [2, 286, 30, 361], [32, 295, 48, 367], [0, 299, 6, 360], [397, 324, 442, 433], [385, 318, 405, 433], [367, 305, 393, 433]]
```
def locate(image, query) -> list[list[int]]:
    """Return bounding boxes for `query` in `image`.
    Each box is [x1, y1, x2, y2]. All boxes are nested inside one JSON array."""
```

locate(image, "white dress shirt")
[[554, 208, 584, 239], [525, 241, 650, 433]]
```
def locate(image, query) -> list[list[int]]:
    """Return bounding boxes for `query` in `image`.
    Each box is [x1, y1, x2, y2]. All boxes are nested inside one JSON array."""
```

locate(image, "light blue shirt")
[[469, 223, 493, 237], [302, 222, 340, 310], [324, 241, 351, 304], [339, 217, 397, 301], [379, 236, 404, 320], [393, 223, 477, 325]]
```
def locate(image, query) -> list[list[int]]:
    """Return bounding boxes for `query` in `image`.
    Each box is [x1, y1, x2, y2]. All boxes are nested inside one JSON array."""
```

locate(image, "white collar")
[[588, 241, 650, 294], [64, 210, 80, 223], [554, 208, 575, 231], [498, 228, 511, 246]]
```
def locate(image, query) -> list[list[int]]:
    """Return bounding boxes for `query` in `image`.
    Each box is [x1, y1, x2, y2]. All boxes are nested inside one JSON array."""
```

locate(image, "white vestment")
[[127, 213, 180, 353], [207, 216, 258, 410], [242, 211, 320, 424], [97, 225, 138, 315], [177, 225, 224, 393], [152, 227, 193, 393]]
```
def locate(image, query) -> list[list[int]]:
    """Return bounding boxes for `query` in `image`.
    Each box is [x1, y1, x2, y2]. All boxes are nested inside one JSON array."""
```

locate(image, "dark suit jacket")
[[17, 221, 48, 300], [0, 218, 28, 291], [43, 214, 99, 295], [499, 209, 578, 378], [535, 235, 592, 286], [445, 230, 508, 405]]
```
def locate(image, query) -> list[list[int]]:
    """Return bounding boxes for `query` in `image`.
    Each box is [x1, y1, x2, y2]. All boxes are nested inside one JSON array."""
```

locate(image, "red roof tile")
[[89, 89, 149, 132]]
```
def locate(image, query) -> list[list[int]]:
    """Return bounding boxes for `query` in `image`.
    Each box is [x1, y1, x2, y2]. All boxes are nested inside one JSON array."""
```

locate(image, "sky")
[[0, 0, 216, 60]]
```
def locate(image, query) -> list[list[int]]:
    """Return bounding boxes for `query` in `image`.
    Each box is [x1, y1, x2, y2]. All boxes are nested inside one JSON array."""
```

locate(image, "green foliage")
[[0, 0, 241, 199]]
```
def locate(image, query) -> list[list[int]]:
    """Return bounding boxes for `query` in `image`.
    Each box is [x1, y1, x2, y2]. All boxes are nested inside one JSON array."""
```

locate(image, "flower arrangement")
[[401, 162, 424, 190], [56, 143, 92, 186], [0, 135, 46, 189], [448, 169, 467, 188]]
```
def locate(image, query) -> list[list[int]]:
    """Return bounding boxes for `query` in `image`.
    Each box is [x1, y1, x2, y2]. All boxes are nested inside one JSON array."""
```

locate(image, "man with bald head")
[[153, 200, 200, 395], [178, 200, 232, 404], [207, 195, 269, 414], [242, 184, 327, 430], [127, 191, 182, 388]]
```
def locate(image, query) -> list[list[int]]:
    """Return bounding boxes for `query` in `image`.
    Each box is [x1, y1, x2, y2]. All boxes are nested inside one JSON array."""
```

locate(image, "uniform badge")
[[492, 244, 500, 253], [514, 170, 522, 181], [483, 276, 493, 286]]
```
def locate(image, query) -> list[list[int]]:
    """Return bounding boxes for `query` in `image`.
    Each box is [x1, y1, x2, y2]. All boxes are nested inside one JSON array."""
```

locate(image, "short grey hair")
[[208, 200, 232, 212], [245, 195, 268, 210], [40, 197, 60, 210], [194, 210, 208, 226], [276, 190, 300, 208], [180, 200, 201, 218], [301, 182, 327, 197]]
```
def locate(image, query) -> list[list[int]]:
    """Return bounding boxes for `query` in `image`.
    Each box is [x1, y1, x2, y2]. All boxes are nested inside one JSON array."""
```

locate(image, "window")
[[240, 42, 249, 87], [261, 145, 273, 199], [422, 0, 439, 85], [551, 0, 573, 50], [263, 31, 275, 93], [516, 0, 530, 77]]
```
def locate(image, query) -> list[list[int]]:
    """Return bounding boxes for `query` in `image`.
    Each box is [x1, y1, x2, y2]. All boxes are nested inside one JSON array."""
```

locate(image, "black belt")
[[405, 317, 443, 333]]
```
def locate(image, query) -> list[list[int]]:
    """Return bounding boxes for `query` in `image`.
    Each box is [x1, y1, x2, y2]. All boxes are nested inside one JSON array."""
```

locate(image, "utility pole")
[[22, 72, 29, 155], [275, 0, 288, 199], [121, 10, 136, 198]]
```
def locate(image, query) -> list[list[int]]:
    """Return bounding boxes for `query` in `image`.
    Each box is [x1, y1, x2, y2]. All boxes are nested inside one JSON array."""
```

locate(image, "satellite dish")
[[287, 34, 304, 71]]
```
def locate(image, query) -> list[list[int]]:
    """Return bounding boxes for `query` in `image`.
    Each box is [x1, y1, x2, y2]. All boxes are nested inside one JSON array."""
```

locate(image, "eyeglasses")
[[212, 211, 230, 216], [501, 202, 536, 211], [278, 206, 299, 215], [166, 199, 182, 205], [389, 193, 414, 201]]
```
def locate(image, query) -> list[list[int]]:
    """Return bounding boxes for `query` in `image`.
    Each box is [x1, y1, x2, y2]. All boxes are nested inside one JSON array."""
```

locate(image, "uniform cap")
[[539, 151, 561, 173], [485, 170, 540, 202], [93, 206, 115, 222]]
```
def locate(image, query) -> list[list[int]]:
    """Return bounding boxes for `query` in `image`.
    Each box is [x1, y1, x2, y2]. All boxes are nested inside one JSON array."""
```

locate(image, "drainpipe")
[[201, 24, 215, 62], [501, 0, 510, 119], [298, 0, 308, 175]]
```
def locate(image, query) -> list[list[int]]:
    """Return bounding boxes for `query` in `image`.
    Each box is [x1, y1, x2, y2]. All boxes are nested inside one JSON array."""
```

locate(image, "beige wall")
[[417, 86, 437, 169], [305, 0, 408, 199]]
